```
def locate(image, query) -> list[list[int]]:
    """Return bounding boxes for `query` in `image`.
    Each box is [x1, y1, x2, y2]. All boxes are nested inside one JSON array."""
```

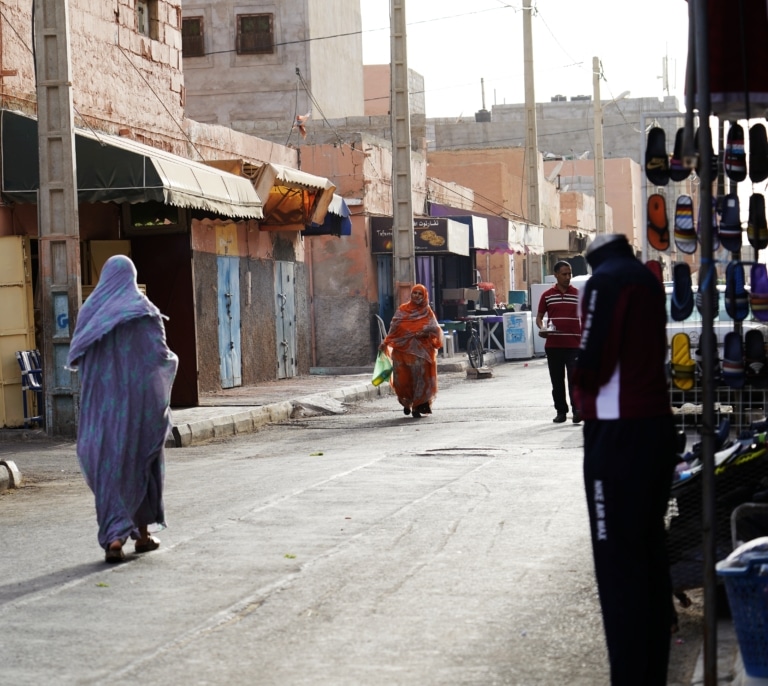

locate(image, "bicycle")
[[466, 318, 485, 369]]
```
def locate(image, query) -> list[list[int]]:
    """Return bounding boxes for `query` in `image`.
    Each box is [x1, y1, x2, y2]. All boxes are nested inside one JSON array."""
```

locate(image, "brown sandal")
[[105, 543, 126, 563], [135, 536, 160, 554]]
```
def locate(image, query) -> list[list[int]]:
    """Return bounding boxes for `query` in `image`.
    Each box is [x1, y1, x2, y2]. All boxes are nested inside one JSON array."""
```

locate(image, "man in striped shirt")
[[536, 261, 582, 423]]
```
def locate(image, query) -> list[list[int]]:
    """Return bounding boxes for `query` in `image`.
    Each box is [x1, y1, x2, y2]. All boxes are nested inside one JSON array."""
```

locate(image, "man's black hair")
[[553, 260, 571, 274]]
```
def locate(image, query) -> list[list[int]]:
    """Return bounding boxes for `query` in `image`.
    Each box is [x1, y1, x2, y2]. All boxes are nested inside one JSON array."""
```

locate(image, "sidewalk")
[[168, 350, 506, 447]]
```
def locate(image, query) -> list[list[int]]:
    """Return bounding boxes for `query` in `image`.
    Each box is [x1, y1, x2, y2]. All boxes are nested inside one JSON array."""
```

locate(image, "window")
[[182, 17, 205, 57], [136, 0, 159, 40], [236, 14, 273, 55]]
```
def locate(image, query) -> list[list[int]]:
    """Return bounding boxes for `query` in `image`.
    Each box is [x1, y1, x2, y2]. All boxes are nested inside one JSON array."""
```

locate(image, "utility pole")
[[593, 56, 606, 234], [522, 0, 540, 227], [523, 0, 540, 283], [390, 0, 415, 306], [34, 0, 81, 436]]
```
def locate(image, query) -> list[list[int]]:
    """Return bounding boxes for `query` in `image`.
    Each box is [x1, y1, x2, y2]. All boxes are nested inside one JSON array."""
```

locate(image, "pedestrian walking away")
[[379, 284, 443, 418], [66, 255, 179, 563], [535, 260, 582, 423], [573, 234, 676, 686]]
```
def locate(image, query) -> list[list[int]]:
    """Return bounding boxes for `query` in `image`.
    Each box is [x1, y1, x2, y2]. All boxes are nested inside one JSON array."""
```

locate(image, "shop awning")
[[302, 194, 352, 236], [208, 160, 336, 230], [370, 216, 470, 256], [0, 109, 263, 219]]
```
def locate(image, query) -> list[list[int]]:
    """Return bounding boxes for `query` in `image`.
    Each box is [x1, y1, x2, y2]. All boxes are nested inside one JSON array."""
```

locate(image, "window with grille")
[[182, 17, 205, 57], [236, 14, 273, 55]]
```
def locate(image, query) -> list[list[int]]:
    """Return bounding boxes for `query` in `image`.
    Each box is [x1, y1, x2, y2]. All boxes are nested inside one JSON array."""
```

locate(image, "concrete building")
[[181, 0, 365, 130]]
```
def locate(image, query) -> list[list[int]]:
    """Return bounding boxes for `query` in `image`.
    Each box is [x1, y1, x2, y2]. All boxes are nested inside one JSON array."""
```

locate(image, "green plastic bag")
[[371, 350, 393, 386]]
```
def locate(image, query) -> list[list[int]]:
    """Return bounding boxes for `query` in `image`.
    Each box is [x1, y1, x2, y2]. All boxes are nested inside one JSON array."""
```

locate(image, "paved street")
[[0, 360, 704, 685]]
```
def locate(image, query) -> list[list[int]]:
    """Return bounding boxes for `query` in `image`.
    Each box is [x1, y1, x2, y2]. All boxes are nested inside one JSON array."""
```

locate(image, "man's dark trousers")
[[583, 416, 676, 685], [545, 347, 578, 414]]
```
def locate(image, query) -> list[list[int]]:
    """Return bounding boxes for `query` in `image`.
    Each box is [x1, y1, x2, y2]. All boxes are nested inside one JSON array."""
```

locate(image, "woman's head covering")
[[401, 283, 430, 315], [67, 255, 161, 367]]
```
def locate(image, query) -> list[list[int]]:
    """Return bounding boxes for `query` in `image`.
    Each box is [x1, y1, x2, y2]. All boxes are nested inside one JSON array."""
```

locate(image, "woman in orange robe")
[[379, 284, 444, 418]]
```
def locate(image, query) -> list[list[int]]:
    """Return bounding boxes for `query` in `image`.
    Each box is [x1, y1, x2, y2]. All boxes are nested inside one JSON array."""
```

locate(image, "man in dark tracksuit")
[[573, 234, 676, 686]]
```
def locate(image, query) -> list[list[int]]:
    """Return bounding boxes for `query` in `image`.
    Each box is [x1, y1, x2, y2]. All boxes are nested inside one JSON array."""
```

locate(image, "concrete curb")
[[168, 382, 396, 448]]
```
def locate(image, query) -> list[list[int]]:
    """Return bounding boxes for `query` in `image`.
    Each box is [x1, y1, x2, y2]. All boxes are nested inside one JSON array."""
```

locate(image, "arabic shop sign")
[[370, 216, 468, 255]]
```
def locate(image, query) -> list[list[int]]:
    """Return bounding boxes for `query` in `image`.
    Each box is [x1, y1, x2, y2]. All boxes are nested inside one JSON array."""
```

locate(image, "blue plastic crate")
[[717, 553, 768, 678]]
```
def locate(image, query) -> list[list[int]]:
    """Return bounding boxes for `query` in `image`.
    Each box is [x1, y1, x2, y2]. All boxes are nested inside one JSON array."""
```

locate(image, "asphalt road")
[[0, 360, 703, 685]]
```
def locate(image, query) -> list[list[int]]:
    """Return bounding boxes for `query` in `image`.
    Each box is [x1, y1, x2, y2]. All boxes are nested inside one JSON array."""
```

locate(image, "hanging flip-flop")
[[645, 259, 663, 284], [695, 278, 718, 319], [721, 331, 745, 389], [645, 126, 670, 186], [647, 193, 670, 251], [673, 195, 697, 254], [725, 260, 749, 321], [747, 193, 768, 250], [719, 192, 742, 253], [670, 262, 694, 321], [750, 263, 768, 322], [694, 127, 718, 180], [669, 128, 692, 182], [670, 332, 696, 390], [745, 329, 768, 388], [724, 122, 747, 183], [694, 331, 721, 384], [697, 196, 720, 251], [750, 123, 768, 183]]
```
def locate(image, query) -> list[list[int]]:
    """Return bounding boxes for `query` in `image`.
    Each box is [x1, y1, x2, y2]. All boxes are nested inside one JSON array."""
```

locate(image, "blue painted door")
[[217, 256, 242, 388], [274, 261, 297, 379]]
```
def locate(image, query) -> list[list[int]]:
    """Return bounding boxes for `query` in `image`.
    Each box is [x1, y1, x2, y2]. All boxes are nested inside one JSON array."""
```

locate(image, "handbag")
[[371, 350, 393, 386]]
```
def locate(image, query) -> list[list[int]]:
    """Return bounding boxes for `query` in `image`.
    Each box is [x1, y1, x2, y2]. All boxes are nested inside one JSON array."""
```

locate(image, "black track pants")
[[583, 416, 676, 686]]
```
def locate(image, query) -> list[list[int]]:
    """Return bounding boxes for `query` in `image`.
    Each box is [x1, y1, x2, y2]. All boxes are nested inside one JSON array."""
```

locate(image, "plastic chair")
[[15, 350, 43, 428]]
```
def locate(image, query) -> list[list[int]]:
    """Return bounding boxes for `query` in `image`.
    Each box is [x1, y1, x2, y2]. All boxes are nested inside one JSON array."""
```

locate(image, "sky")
[[360, 0, 691, 118]]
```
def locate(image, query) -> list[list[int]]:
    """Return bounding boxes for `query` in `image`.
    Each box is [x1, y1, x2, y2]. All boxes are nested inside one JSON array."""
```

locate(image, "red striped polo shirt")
[[537, 285, 582, 349]]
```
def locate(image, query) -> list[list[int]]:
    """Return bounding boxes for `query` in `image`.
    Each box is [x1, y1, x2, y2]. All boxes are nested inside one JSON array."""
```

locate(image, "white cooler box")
[[503, 311, 533, 359]]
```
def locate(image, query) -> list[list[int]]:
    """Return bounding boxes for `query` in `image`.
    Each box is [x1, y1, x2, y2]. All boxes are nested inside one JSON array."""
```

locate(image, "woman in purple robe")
[[67, 255, 178, 563]]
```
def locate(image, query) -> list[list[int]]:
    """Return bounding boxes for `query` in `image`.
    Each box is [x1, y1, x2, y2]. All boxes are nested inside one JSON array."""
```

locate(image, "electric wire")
[[114, 43, 206, 161]]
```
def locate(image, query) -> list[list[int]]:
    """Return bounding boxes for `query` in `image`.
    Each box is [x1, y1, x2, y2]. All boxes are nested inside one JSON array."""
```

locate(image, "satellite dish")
[[546, 160, 564, 182]]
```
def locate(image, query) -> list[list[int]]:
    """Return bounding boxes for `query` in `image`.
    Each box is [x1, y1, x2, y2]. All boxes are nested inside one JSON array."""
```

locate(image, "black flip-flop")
[[722, 332, 745, 389], [670, 262, 694, 321], [719, 192, 742, 253], [750, 123, 768, 183], [669, 128, 691, 182], [748, 193, 768, 250], [694, 127, 718, 181], [725, 260, 749, 322], [724, 122, 747, 183], [645, 127, 670, 186], [745, 329, 768, 388]]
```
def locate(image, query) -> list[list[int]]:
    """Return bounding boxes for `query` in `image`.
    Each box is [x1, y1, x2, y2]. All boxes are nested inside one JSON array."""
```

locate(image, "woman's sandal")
[[105, 542, 126, 564], [135, 536, 161, 554]]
